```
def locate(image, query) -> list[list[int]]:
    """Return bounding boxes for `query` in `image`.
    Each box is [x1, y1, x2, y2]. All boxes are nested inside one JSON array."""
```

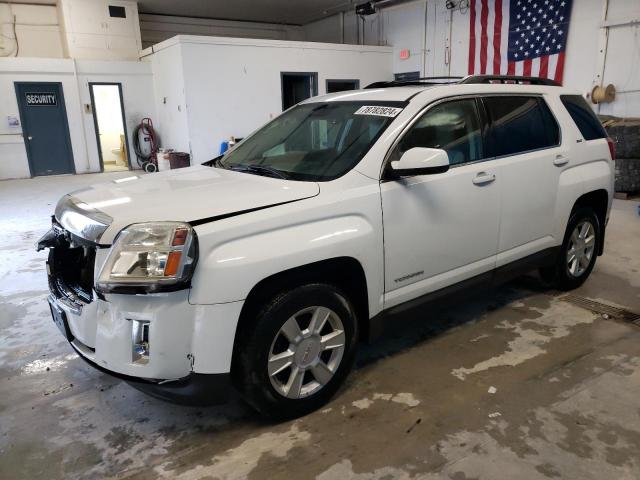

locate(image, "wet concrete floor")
[[1, 172, 639, 479]]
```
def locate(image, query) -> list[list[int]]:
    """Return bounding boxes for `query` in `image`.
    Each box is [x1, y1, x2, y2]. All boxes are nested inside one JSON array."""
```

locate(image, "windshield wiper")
[[229, 164, 290, 180]]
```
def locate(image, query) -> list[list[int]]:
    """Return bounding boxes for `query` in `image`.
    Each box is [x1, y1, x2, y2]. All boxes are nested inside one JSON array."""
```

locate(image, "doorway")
[[15, 82, 75, 176], [326, 79, 360, 93], [89, 83, 130, 172], [281, 72, 318, 111]]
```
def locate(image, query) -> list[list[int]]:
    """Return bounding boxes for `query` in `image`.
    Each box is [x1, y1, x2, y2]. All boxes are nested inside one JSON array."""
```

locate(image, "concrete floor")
[[1, 172, 639, 480]]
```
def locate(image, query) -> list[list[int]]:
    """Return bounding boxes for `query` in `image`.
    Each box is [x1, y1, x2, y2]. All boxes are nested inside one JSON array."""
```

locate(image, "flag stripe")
[[475, 1, 482, 75], [523, 59, 532, 76], [539, 56, 549, 78], [499, 0, 510, 74], [493, 0, 502, 75], [469, 0, 476, 74], [480, 0, 489, 74], [515, 61, 523, 76], [487, 1, 495, 74], [554, 51, 566, 83], [507, 61, 515, 75], [548, 54, 559, 81]]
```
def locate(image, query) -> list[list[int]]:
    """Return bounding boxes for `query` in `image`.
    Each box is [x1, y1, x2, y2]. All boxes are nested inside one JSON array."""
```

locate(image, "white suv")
[[39, 76, 615, 418]]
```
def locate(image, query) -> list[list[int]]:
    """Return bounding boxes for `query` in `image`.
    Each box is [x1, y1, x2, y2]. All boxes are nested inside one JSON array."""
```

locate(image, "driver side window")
[[392, 98, 484, 166]]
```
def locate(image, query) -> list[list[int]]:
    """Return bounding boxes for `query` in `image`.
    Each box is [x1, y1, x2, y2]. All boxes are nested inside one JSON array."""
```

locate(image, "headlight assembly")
[[96, 222, 198, 293]]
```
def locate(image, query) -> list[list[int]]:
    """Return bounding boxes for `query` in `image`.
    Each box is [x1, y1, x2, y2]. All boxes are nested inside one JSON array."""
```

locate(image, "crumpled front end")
[[37, 213, 240, 405]]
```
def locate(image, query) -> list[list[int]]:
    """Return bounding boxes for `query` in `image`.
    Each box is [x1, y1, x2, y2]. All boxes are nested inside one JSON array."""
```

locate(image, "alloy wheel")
[[267, 306, 346, 399], [566, 220, 596, 277]]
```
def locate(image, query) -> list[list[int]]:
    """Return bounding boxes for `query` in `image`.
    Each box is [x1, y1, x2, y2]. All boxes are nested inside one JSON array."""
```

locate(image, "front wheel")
[[232, 284, 358, 419], [540, 207, 600, 290]]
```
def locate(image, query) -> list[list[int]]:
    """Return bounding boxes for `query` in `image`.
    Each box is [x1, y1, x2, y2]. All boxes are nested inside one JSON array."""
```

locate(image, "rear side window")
[[560, 95, 607, 140], [484, 96, 560, 157]]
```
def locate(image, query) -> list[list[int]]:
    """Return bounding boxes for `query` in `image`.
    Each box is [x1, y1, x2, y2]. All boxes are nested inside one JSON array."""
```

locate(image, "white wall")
[[595, 1, 640, 117], [58, 0, 142, 61], [147, 43, 190, 153], [0, 3, 64, 58], [140, 14, 305, 49], [144, 36, 393, 164], [0, 58, 155, 179], [303, 10, 381, 46]]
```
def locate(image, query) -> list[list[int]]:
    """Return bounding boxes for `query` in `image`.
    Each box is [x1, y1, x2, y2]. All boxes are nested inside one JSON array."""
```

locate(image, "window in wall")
[[392, 98, 483, 166], [394, 72, 420, 81], [326, 79, 360, 93], [109, 5, 126, 18], [483, 96, 559, 157], [560, 95, 607, 140]]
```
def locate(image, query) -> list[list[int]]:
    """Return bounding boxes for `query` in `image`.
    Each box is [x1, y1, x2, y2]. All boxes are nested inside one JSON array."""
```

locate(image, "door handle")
[[27, 136, 33, 140], [472, 172, 496, 185], [553, 155, 569, 167]]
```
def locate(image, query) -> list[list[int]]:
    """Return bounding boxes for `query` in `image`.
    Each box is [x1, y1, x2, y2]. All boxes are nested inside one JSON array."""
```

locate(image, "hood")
[[62, 165, 319, 244]]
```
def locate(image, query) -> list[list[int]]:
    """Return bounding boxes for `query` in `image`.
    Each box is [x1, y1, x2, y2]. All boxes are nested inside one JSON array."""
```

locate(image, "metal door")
[[15, 82, 75, 176]]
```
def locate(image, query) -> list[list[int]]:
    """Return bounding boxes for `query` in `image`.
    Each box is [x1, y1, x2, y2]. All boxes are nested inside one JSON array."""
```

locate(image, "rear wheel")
[[540, 207, 600, 290], [232, 284, 358, 419]]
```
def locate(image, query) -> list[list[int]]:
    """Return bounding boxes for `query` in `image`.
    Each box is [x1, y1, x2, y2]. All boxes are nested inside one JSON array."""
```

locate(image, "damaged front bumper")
[[71, 340, 231, 406], [39, 220, 242, 405]]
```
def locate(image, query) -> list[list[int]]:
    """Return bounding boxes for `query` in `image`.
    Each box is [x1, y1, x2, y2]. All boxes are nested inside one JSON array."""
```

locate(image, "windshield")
[[217, 101, 405, 181]]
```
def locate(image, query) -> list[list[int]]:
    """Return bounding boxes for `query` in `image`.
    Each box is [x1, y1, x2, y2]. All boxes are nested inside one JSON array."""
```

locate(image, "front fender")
[[188, 214, 381, 311]]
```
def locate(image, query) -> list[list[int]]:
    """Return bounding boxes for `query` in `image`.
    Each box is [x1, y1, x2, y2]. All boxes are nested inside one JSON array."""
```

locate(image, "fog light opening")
[[131, 319, 150, 364]]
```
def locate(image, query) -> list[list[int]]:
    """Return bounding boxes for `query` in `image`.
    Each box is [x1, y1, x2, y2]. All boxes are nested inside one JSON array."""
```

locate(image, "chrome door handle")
[[553, 155, 569, 166], [472, 172, 496, 185], [27, 136, 33, 140]]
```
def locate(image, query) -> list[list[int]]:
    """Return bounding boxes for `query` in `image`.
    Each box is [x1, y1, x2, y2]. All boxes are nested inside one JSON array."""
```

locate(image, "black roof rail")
[[365, 75, 560, 90], [365, 76, 463, 89], [460, 75, 560, 86]]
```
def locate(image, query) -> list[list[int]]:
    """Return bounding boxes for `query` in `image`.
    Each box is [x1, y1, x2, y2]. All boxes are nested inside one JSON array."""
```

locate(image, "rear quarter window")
[[483, 96, 560, 157], [560, 95, 607, 140]]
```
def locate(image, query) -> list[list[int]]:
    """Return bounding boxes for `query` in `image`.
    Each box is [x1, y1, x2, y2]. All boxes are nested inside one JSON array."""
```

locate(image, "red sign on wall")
[[399, 49, 410, 60]]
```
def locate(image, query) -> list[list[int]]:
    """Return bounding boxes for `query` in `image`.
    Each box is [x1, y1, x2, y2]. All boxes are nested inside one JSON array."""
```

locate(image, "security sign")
[[25, 93, 57, 106]]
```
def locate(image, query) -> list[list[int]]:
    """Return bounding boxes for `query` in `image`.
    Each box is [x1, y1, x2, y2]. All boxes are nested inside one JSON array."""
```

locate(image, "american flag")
[[468, 0, 573, 83]]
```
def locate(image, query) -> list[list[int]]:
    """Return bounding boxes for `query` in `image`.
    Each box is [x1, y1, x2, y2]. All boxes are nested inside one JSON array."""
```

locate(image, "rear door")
[[381, 97, 500, 308], [15, 82, 75, 176], [481, 95, 563, 267]]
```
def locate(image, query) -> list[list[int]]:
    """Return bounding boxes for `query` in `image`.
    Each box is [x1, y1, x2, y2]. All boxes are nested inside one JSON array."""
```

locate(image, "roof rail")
[[365, 76, 463, 89], [365, 75, 560, 89], [460, 75, 560, 86]]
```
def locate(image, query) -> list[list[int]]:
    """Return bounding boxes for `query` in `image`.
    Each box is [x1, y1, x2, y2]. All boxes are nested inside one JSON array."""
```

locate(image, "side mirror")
[[390, 147, 450, 177]]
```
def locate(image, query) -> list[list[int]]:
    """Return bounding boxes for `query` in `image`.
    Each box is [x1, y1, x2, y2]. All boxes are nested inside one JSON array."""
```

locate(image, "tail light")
[[606, 137, 616, 161]]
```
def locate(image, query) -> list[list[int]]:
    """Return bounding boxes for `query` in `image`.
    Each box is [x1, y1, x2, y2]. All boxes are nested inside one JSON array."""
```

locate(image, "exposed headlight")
[[55, 194, 113, 243], [96, 222, 198, 293]]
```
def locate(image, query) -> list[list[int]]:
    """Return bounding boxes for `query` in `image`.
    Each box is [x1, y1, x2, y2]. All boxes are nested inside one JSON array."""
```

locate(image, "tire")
[[232, 283, 359, 419], [540, 207, 600, 291]]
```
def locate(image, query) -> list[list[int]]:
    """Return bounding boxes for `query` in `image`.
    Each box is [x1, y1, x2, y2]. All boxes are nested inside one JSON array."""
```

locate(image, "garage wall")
[[0, 2, 64, 58], [0, 58, 155, 179], [302, 0, 640, 117], [145, 36, 394, 164], [147, 43, 190, 153], [140, 14, 305, 49]]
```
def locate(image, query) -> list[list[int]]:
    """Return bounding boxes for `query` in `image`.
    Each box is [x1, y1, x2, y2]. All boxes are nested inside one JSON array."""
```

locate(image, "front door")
[[381, 98, 500, 309], [15, 82, 75, 176]]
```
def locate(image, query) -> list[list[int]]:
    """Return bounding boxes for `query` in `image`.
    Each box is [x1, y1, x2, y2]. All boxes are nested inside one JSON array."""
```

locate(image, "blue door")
[[15, 82, 75, 176]]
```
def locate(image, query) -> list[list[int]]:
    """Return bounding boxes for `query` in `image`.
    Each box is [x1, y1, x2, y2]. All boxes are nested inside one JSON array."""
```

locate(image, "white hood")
[[64, 166, 320, 244]]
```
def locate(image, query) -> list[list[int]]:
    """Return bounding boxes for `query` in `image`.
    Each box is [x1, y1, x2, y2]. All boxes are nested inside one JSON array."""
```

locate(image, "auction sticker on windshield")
[[354, 106, 403, 117]]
